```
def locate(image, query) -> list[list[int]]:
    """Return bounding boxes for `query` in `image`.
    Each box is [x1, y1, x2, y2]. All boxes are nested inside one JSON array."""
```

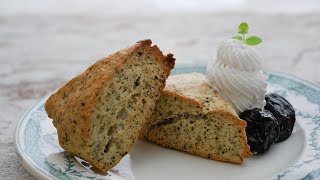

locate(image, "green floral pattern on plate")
[[15, 67, 320, 180]]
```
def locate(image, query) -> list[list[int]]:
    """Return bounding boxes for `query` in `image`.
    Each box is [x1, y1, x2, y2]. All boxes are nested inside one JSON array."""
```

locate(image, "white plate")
[[14, 67, 320, 180]]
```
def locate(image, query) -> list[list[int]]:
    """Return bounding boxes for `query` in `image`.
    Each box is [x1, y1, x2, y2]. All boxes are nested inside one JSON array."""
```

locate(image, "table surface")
[[1, 1, 320, 179]]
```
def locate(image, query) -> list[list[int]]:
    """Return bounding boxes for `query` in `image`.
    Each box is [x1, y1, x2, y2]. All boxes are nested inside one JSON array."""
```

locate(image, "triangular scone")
[[45, 39, 175, 172], [140, 73, 251, 163]]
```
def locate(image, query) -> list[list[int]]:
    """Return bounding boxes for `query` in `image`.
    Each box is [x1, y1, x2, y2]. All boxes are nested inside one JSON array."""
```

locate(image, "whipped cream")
[[206, 39, 267, 114]]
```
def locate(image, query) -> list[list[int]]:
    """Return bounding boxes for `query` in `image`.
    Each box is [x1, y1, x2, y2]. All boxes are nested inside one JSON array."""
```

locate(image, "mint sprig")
[[232, 22, 262, 46]]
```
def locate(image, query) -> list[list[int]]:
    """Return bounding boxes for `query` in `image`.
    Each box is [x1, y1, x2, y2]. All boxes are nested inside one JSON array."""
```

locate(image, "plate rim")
[[14, 96, 55, 180], [14, 70, 320, 180]]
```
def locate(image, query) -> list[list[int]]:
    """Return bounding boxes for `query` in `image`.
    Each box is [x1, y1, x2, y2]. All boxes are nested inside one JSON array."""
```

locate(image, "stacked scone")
[[140, 73, 251, 163], [46, 39, 175, 171]]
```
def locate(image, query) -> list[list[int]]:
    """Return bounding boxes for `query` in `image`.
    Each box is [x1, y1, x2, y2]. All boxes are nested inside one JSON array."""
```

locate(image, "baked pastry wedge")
[[140, 73, 251, 163], [45, 39, 175, 172]]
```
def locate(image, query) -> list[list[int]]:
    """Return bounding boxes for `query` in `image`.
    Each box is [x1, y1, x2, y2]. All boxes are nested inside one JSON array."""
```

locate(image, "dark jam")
[[240, 93, 296, 154], [240, 108, 280, 154], [265, 93, 296, 143]]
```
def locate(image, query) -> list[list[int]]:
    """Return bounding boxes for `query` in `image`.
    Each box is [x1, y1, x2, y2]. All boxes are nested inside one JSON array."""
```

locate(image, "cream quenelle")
[[206, 39, 267, 114]]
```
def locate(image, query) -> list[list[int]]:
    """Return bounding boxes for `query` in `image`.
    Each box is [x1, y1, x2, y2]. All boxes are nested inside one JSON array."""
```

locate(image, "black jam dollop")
[[265, 93, 296, 143], [240, 108, 280, 155]]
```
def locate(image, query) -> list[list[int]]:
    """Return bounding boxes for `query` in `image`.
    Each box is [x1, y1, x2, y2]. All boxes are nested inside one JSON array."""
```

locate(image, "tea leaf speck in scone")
[[45, 39, 175, 172]]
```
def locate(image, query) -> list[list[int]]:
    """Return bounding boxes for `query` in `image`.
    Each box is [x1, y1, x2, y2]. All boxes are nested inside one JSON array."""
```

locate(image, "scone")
[[45, 39, 175, 172], [140, 73, 251, 163]]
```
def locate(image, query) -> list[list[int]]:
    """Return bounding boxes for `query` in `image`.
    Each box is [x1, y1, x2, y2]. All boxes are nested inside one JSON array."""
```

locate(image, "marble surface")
[[1, 1, 320, 179]]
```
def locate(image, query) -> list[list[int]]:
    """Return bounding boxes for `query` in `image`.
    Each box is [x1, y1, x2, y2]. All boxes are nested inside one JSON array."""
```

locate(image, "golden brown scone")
[[45, 39, 175, 172], [140, 73, 251, 163]]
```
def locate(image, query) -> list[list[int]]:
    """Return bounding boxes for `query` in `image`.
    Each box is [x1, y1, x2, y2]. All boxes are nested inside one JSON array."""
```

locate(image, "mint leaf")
[[245, 36, 262, 46], [232, 36, 243, 41], [238, 22, 249, 34], [232, 22, 262, 46]]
